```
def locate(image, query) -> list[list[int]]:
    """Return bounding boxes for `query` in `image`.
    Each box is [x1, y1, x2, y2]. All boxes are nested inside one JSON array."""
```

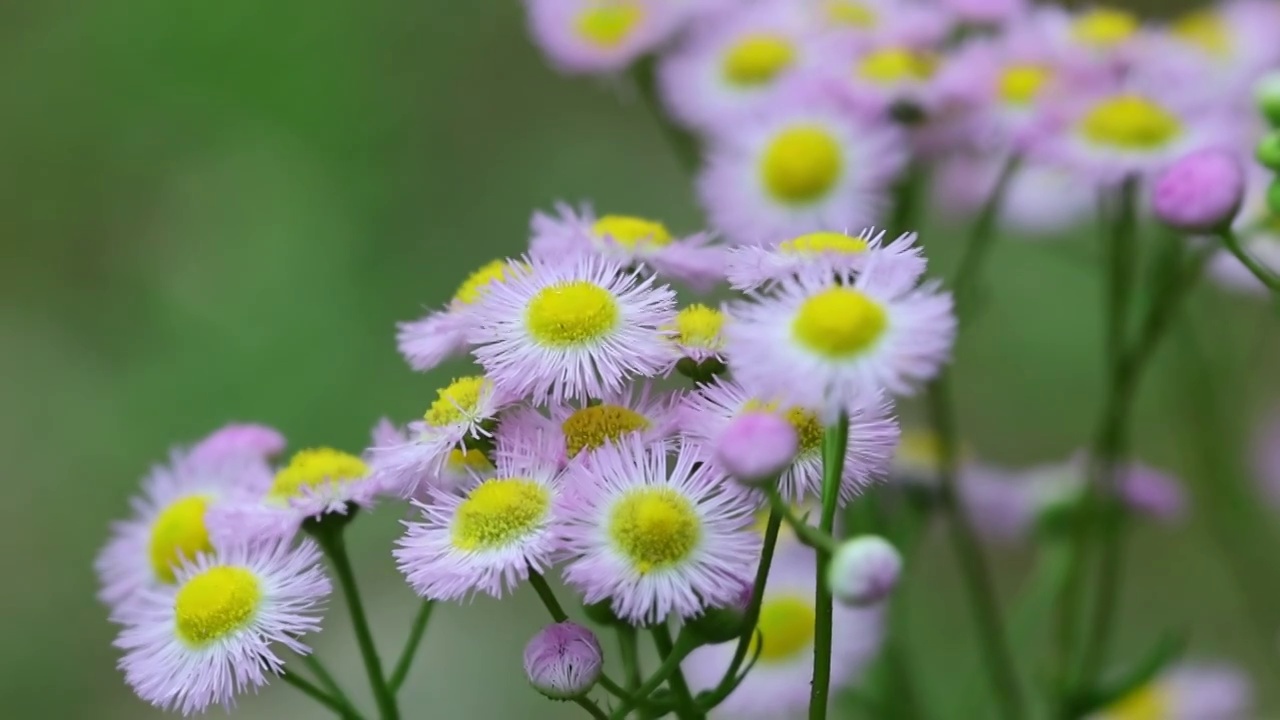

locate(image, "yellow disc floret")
[[722, 34, 796, 86], [761, 126, 843, 204], [672, 304, 725, 352], [454, 259, 523, 306], [175, 566, 262, 646], [526, 280, 620, 347], [783, 407, 824, 453], [609, 487, 701, 574], [425, 376, 490, 427], [575, 4, 643, 48], [562, 404, 651, 458], [749, 595, 816, 662], [997, 64, 1051, 106], [792, 287, 888, 358], [1079, 94, 1181, 151], [1171, 11, 1230, 57], [445, 447, 495, 474], [778, 231, 869, 256], [825, 0, 877, 28], [592, 215, 673, 250], [269, 448, 367, 502], [1098, 683, 1168, 720], [150, 496, 214, 584], [857, 48, 937, 85], [1072, 8, 1139, 48], [451, 478, 551, 551]]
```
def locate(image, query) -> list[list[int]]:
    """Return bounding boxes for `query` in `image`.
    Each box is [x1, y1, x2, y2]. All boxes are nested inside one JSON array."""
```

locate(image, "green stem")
[[632, 56, 700, 174], [767, 488, 838, 552], [279, 669, 363, 719], [707, 508, 783, 705], [313, 529, 398, 720], [952, 154, 1022, 317], [1219, 227, 1280, 292], [302, 654, 349, 706], [927, 378, 1026, 720], [612, 631, 700, 720], [651, 624, 699, 719], [810, 414, 849, 720], [576, 697, 611, 720], [389, 600, 435, 692], [529, 571, 569, 622], [617, 627, 648, 719]]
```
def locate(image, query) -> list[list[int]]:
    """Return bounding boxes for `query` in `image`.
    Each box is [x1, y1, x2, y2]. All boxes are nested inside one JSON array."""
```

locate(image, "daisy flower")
[[394, 436, 563, 600], [367, 375, 515, 497], [397, 258, 528, 372], [657, 0, 825, 131], [529, 203, 724, 292], [1089, 662, 1251, 720], [680, 377, 898, 503], [1146, 1, 1280, 102], [821, 39, 953, 119], [1035, 5, 1149, 68], [95, 432, 276, 620], [115, 539, 331, 715], [803, 0, 951, 46], [523, 0, 681, 75], [726, 256, 956, 415], [558, 437, 760, 624], [681, 544, 885, 719], [666, 303, 727, 366], [468, 254, 678, 404], [724, 228, 925, 292], [698, 98, 908, 246]]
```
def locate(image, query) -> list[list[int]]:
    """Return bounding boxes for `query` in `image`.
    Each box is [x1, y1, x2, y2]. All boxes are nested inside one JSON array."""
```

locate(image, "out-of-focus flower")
[[523, 622, 604, 700], [1208, 163, 1280, 296], [529, 204, 724, 292], [803, 0, 951, 46], [714, 409, 800, 487], [1088, 662, 1251, 720], [397, 258, 527, 372], [725, 228, 924, 293], [682, 544, 884, 719], [1152, 1, 1280, 102], [938, 0, 1025, 26], [469, 254, 677, 404], [698, 98, 908, 246], [115, 539, 331, 715], [666, 303, 727, 365], [829, 535, 902, 606], [523, 0, 681, 75], [1152, 148, 1245, 233], [558, 437, 760, 624]]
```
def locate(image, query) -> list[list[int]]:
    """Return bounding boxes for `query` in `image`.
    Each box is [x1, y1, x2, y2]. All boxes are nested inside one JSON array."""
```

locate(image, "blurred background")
[[3, 0, 1276, 717]]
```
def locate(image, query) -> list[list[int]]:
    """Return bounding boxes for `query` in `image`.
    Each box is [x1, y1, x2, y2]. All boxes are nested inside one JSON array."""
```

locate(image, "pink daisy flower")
[[529, 203, 724, 292], [114, 538, 331, 715], [1032, 5, 1152, 70], [1088, 662, 1251, 720], [468, 254, 678, 404], [679, 377, 899, 503], [523, 0, 682, 75], [726, 255, 956, 416], [725, 227, 925, 292], [394, 435, 563, 601], [1146, 1, 1280, 103], [95, 430, 276, 621], [558, 437, 760, 624], [802, 0, 951, 46], [818, 38, 955, 119], [681, 543, 885, 718], [698, 97, 908, 246], [396, 258, 528, 372]]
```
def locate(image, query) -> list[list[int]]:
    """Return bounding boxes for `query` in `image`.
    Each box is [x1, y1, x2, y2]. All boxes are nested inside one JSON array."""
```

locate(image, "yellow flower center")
[[672, 304, 724, 352], [562, 404, 651, 458], [722, 34, 796, 86], [1171, 11, 1230, 56], [424, 375, 490, 427], [1072, 8, 1139, 48], [897, 429, 941, 468], [743, 400, 823, 454], [1099, 683, 1169, 720], [1079, 94, 1181, 151], [997, 64, 1051, 106], [778, 231, 869, 256], [526, 280, 620, 347], [575, 4, 643, 48], [857, 48, 937, 85], [451, 478, 551, 551], [792, 287, 888, 358], [749, 595, 816, 662], [825, 0, 877, 28], [445, 447, 495, 474], [149, 496, 214, 584], [454, 259, 523, 306], [761, 126, 843, 204], [592, 215, 673, 250], [269, 448, 367, 502], [609, 487, 701, 574], [174, 566, 262, 646]]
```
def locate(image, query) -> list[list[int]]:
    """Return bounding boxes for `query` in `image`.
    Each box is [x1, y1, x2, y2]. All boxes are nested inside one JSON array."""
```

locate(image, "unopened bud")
[[828, 535, 902, 607], [524, 622, 603, 700], [715, 412, 799, 487], [1152, 148, 1244, 234]]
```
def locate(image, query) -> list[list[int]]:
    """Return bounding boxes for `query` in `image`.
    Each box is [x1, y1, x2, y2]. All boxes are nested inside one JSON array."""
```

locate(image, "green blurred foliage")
[[1, 0, 1274, 717]]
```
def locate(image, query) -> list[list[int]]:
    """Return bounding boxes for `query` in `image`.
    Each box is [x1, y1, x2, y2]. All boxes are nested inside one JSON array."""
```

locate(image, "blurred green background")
[[3, 0, 1276, 717]]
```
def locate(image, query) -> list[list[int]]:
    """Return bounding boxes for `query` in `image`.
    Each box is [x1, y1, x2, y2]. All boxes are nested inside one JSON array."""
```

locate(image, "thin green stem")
[[767, 488, 838, 552], [314, 530, 399, 720], [279, 670, 363, 719], [651, 625, 699, 720], [302, 654, 349, 706], [1219, 227, 1280, 292], [611, 631, 700, 720], [617, 627, 648, 719], [576, 697, 612, 720], [708, 508, 783, 704], [952, 154, 1022, 317], [810, 414, 849, 720], [632, 56, 700, 174], [389, 600, 435, 692], [529, 571, 569, 623]]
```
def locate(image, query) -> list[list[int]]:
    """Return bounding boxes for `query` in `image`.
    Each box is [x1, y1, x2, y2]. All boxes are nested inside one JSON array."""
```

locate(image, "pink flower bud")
[[523, 622, 603, 700], [829, 535, 902, 606], [1152, 149, 1245, 234], [715, 411, 799, 487]]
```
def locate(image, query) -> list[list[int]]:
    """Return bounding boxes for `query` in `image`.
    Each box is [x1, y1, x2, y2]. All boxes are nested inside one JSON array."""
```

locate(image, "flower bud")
[[1270, 180, 1280, 218], [1152, 149, 1244, 234], [1258, 132, 1280, 172], [828, 535, 902, 607], [523, 622, 603, 700], [1256, 71, 1280, 127], [715, 411, 799, 487]]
